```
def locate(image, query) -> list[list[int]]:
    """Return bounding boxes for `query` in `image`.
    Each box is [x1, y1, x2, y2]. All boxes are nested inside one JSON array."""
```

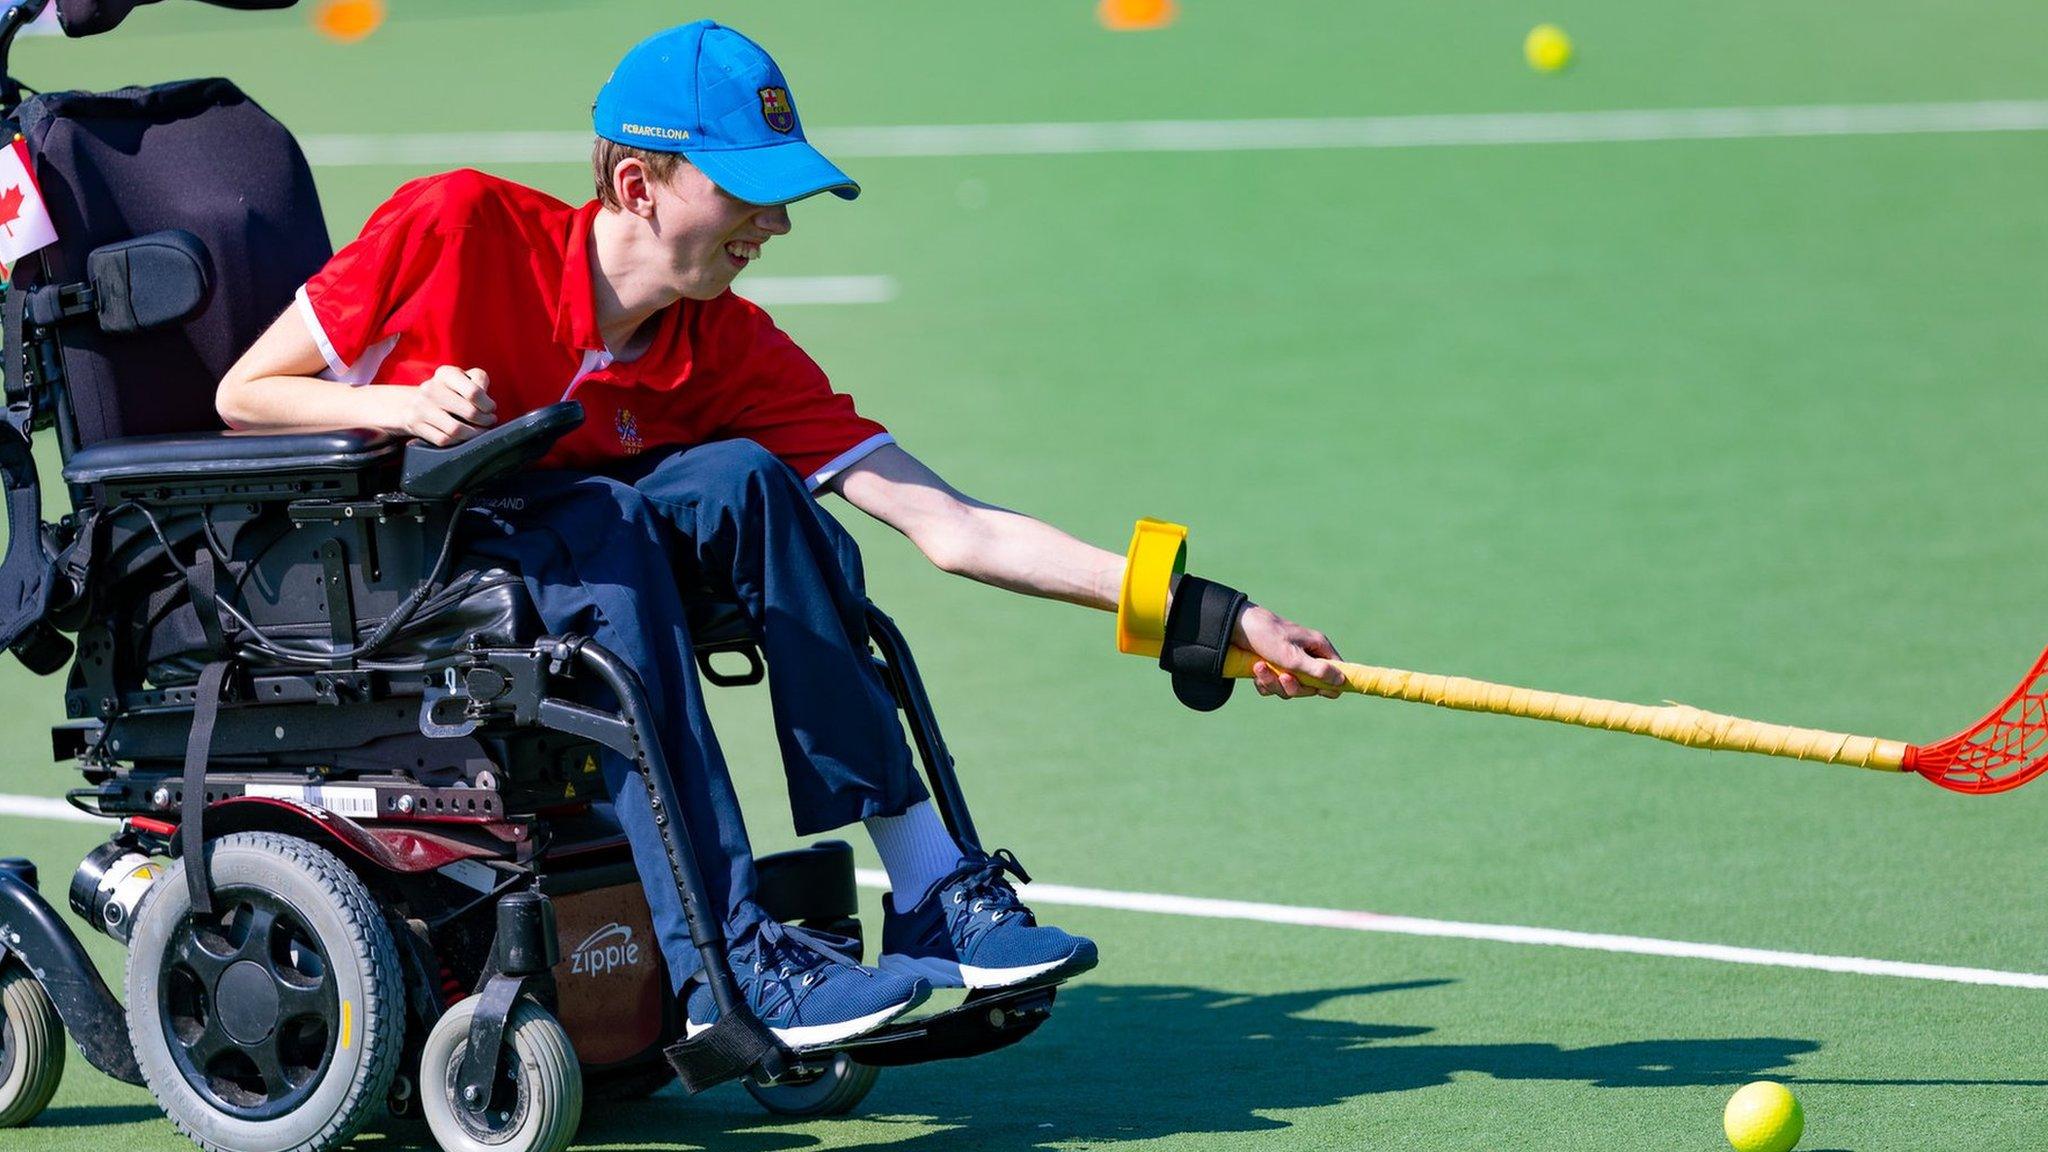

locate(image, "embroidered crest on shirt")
[[614, 407, 645, 455], [758, 87, 795, 134]]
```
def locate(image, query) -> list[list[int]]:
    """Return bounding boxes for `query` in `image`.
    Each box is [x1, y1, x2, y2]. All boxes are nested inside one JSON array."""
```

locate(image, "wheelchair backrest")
[[12, 77, 330, 450], [52, 1, 298, 38]]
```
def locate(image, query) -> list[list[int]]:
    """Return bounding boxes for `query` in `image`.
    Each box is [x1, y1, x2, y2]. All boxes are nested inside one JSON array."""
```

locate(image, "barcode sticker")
[[243, 783, 380, 818]]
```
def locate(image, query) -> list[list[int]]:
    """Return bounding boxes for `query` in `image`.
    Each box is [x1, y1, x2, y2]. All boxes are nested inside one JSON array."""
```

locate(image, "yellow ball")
[[1724, 1081, 1804, 1152], [1524, 23, 1573, 72]]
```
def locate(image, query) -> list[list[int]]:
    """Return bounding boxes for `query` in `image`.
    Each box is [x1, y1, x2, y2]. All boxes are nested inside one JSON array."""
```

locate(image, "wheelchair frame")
[[0, 3, 1062, 1148]]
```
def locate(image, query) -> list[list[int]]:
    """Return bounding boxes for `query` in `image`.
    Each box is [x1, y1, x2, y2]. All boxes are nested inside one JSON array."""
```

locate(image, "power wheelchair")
[[0, 3, 1059, 1150]]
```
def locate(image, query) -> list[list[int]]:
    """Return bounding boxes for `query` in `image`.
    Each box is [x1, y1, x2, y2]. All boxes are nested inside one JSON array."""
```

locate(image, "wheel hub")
[[444, 1042, 527, 1140], [217, 960, 281, 1044], [158, 892, 340, 1121]]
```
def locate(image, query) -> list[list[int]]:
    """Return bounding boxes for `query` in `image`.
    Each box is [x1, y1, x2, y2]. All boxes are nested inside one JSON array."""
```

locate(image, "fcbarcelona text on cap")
[[620, 122, 690, 142]]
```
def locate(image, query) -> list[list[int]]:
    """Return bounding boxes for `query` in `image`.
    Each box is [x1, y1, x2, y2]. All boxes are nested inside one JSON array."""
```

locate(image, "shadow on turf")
[[343, 978, 1851, 1151], [31, 1104, 162, 1127]]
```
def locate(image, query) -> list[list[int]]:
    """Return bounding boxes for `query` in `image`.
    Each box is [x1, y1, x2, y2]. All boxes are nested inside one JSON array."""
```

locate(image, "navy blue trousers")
[[463, 440, 927, 989]]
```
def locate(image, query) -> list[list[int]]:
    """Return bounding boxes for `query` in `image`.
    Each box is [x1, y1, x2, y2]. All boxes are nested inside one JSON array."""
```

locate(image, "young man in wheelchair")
[[215, 20, 1348, 1049]]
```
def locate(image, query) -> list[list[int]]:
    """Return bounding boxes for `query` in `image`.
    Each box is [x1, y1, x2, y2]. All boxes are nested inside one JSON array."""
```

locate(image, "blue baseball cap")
[[593, 20, 858, 206]]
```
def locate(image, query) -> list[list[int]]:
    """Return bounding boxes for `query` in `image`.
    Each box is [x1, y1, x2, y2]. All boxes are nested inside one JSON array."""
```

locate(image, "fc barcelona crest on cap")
[[758, 87, 795, 134]]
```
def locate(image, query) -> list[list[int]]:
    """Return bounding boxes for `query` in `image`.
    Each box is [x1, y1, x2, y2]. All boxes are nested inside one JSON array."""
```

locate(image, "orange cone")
[[313, 0, 385, 44], [1097, 0, 1178, 32]]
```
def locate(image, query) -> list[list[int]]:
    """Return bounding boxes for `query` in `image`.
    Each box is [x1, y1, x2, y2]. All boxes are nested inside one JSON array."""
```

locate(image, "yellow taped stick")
[[1263, 652, 1905, 770], [1119, 519, 1910, 773]]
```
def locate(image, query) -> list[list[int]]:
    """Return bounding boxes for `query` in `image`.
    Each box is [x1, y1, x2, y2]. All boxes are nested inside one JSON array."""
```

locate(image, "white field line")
[[4, 794, 2036, 989], [739, 275, 897, 306], [296, 101, 2048, 167], [848, 870, 2048, 991], [0, 794, 101, 824]]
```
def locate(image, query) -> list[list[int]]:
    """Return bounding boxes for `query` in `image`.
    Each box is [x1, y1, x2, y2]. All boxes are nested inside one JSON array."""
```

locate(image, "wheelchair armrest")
[[398, 402, 584, 501], [62, 426, 399, 485]]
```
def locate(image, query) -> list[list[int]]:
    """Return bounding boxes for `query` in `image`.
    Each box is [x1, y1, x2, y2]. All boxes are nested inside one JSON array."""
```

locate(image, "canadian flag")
[[0, 137, 59, 269]]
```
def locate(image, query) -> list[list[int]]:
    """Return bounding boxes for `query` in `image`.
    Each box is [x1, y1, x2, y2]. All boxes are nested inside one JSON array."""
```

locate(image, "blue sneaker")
[[685, 921, 929, 1050], [880, 850, 1098, 990]]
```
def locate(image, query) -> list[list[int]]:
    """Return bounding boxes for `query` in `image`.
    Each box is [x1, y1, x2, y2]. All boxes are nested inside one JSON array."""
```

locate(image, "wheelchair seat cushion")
[[139, 561, 540, 686], [134, 555, 754, 686]]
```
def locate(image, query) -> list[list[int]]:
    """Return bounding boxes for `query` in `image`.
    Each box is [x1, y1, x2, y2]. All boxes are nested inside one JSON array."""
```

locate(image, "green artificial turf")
[[4, 2, 2047, 1148]]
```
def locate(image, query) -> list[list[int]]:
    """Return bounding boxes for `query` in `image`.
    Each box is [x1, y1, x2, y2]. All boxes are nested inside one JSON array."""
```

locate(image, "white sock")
[[863, 801, 962, 913]]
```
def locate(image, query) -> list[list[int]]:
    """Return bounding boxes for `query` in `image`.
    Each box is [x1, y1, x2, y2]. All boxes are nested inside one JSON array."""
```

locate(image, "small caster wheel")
[[386, 1072, 417, 1121], [0, 964, 65, 1128], [420, 995, 582, 1152], [744, 1051, 878, 1117]]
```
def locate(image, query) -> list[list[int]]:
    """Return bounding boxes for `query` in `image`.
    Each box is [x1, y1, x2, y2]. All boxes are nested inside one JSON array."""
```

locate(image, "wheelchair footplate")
[[820, 982, 1057, 1069]]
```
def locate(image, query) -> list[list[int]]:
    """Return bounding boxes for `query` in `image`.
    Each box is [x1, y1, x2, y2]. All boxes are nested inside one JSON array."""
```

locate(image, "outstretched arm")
[[832, 443, 1347, 699]]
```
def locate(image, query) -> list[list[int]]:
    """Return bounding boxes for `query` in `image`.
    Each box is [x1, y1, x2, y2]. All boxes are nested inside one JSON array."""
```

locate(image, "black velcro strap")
[[1158, 575, 1250, 712], [3, 285, 29, 411], [662, 1010, 780, 1095], [0, 288, 56, 660], [186, 550, 227, 655], [181, 659, 235, 915]]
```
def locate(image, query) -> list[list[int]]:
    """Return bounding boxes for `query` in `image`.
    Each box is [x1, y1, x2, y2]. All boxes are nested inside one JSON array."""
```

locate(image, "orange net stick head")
[[1906, 644, 2048, 794]]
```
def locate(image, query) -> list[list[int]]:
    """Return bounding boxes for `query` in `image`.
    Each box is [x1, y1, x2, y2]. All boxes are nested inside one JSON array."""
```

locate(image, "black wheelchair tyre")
[[126, 832, 404, 1152], [743, 1052, 879, 1118], [0, 962, 65, 1128]]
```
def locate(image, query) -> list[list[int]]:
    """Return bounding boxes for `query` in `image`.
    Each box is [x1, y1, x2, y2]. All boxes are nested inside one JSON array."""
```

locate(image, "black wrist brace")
[[1158, 574, 1249, 712]]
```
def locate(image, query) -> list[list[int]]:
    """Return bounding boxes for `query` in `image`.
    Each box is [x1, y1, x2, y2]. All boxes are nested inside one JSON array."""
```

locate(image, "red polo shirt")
[[295, 168, 893, 488]]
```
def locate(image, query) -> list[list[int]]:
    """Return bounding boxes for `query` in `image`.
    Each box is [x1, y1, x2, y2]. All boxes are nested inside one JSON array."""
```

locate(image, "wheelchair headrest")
[[57, 0, 297, 38]]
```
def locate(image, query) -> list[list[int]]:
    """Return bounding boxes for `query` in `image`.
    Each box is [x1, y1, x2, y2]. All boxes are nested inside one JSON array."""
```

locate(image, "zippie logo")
[[568, 922, 642, 977]]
